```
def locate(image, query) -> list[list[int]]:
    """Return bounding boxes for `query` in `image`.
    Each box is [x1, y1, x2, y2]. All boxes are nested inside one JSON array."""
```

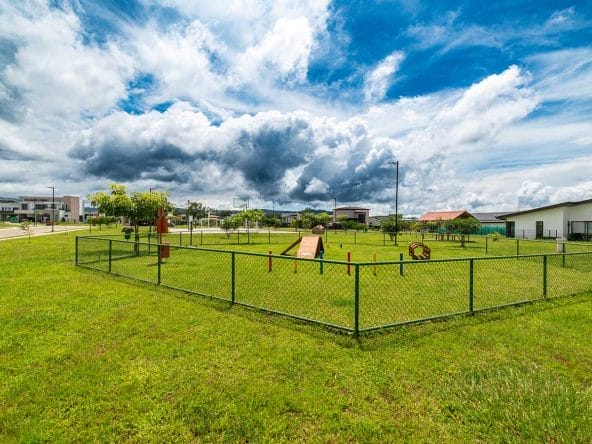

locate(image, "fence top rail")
[[77, 235, 592, 266]]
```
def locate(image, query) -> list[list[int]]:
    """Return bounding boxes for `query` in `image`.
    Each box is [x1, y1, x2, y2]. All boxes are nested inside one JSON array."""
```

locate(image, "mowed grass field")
[[1, 228, 592, 441], [79, 230, 592, 331]]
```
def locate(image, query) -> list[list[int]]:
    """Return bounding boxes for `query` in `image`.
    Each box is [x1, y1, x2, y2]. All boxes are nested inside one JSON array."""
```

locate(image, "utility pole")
[[388, 161, 399, 245], [47, 186, 55, 232]]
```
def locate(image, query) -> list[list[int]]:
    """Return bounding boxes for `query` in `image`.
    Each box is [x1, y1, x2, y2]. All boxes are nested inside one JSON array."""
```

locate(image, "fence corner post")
[[469, 259, 474, 313], [354, 264, 360, 337]]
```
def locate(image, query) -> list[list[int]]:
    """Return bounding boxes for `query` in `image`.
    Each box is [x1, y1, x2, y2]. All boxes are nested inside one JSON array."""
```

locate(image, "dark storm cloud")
[[288, 140, 399, 203], [68, 107, 402, 204], [222, 117, 314, 196], [69, 141, 194, 182]]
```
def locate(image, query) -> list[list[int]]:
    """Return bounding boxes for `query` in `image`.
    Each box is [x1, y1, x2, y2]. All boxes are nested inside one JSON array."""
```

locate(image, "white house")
[[500, 198, 592, 240]]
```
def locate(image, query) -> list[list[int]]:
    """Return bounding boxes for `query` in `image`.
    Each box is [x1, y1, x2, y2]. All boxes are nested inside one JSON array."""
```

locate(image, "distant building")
[[499, 198, 592, 240], [281, 212, 300, 226], [0, 197, 20, 221], [418, 210, 474, 222], [470, 212, 507, 236], [15, 195, 80, 223], [333, 207, 370, 227]]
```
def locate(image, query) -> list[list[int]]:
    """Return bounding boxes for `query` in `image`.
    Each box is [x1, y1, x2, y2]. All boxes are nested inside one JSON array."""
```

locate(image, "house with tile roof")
[[418, 210, 473, 222]]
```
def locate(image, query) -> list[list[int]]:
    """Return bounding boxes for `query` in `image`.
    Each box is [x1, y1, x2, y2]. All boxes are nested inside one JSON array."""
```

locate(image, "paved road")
[[0, 225, 89, 241]]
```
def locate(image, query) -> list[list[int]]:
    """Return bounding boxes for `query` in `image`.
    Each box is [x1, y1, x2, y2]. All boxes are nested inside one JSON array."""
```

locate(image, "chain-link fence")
[[76, 236, 592, 335]]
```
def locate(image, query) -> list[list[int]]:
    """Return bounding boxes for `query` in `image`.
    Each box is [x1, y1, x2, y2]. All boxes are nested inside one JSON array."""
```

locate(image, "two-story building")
[[333, 207, 370, 227], [15, 195, 80, 223], [0, 197, 20, 221]]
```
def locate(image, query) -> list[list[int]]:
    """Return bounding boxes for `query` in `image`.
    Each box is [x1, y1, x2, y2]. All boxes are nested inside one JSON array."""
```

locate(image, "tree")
[[20, 220, 33, 242], [445, 217, 480, 247], [261, 214, 281, 228], [232, 209, 264, 228], [88, 184, 171, 241], [221, 215, 240, 238], [186, 201, 208, 220], [380, 216, 398, 241]]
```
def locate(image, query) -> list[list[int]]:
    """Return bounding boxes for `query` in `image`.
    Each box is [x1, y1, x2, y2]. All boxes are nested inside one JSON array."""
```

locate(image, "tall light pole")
[[47, 186, 55, 232], [388, 161, 399, 245], [332, 197, 337, 225]]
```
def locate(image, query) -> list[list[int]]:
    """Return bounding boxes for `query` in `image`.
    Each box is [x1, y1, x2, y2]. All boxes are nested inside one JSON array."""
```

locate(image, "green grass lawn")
[[1, 230, 592, 441], [77, 231, 592, 332]]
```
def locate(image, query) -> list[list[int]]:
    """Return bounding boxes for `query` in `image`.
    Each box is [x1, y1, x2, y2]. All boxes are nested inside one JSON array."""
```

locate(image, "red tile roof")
[[418, 210, 473, 221]]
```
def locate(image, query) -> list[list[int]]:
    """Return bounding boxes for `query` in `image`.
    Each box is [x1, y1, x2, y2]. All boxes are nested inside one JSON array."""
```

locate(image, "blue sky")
[[1, 0, 591, 214]]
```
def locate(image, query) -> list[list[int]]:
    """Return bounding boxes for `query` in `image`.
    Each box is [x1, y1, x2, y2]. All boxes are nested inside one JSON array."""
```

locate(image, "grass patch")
[[0, 231, 591, 441], [77, 231, 592, 331]]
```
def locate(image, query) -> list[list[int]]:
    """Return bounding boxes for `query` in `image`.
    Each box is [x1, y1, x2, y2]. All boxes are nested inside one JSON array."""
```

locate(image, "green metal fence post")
[[231, 252, 236, 304], [200, 230, 203, 245], [399, 252, 404, 276], [237, 230, 240, 245], [75, 236, 79, 265], [268, 229, 271, 244], [383, 232, 386, 246], [157, 241, 161, 285], [485, 236, 488, 254], [516, 239, 520, 256], [562, 243, 566, 268], [179, 231, 182, 246], [354, 264, 360, 337], [543, 255, 547, 298], [469, 259, 474, 313], [319, 251, 324, 275], [108, 239, 112, 273]]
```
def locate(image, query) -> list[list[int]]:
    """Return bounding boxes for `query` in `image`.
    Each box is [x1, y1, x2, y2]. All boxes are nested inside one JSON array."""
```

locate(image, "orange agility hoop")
[[408, 242, 431, 260]]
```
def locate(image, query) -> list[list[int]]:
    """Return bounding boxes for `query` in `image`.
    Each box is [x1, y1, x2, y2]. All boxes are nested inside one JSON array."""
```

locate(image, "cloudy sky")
[[1, 1, 591, 215]]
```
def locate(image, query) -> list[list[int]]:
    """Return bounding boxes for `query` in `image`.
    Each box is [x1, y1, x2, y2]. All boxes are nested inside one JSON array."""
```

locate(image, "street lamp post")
[[47, 186, 55, 232], [388, 161, 399, 245], [332, 197, 337, 231]]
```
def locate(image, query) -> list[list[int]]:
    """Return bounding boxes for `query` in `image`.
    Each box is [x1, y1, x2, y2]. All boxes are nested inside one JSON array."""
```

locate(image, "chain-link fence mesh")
[[360, 259, 469, 329], [76, 236, 592, 334], [159, 245, 232, 300]]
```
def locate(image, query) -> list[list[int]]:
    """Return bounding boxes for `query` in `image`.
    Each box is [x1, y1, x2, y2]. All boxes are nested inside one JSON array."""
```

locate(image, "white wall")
[[507, 207, 566, 239], [566, 202, 592, 221]]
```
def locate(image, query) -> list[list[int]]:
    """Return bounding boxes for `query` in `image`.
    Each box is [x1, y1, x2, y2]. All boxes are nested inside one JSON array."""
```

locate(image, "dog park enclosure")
[[75, 233, 592, 335]]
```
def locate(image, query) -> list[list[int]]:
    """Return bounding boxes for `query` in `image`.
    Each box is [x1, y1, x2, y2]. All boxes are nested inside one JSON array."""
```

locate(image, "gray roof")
[[498, 198, 592, 219], [470, 212, 508, 223]]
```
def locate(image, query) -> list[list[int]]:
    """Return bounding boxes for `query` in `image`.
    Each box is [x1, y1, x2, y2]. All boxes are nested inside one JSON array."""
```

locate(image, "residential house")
[[499, 198, 592, 240], [334, 207, 370, 227], [0, 197, 20, 221], [15, 195, 80, 223]]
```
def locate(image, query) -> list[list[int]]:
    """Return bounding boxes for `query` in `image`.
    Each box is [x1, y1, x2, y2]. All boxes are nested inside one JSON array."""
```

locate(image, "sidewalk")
[[0, 225, 89, 241]]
